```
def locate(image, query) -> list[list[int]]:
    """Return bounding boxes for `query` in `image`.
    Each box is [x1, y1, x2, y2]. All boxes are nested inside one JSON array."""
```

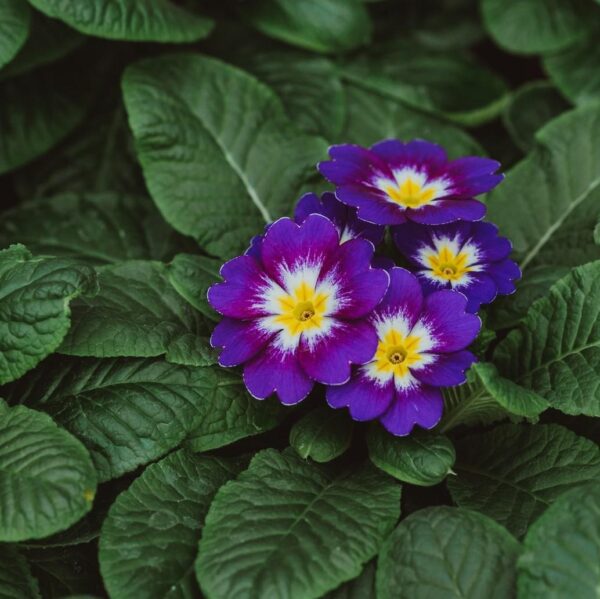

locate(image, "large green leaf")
[[100, 450, 244, 599], [60, 261, 212, 359], [26, 0, 213, 42], [494, 262, 600, 416], [481, 0, 594, 54], [325, 563, 375, 599], [0, 402, 97, 542], [518, 481, 600, 598], [0, 0, 30, 70], [448, 423, 600, 537], [0, 245, 96, 385], [240, 0, 371, 54], [341, 41, 508, 127], [367, 425, 455, 487], [340, 84, 484, 157], [196, 449, 400, 599], [289, 407, 353, 463], [7, 356, 285, 481], [487, 105, 600, 274], [0, 194, 184, 266], [0, 545, 40, 598], [376, 506, 521, 599], [123, 53, 327, 259]]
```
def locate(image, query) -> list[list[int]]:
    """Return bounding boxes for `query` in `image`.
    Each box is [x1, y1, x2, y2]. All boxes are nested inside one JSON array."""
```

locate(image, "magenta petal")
[[414, 350, 477, 387], [211, 318, 273, 367], [327, 372, 394, 421], [375, 268, 423, 329], [336, 187, 407, 226], [243, 344, 313, 405], [299, 320, 378, 385], [380, 385, 444, 436], [423, 290, 481, 352]]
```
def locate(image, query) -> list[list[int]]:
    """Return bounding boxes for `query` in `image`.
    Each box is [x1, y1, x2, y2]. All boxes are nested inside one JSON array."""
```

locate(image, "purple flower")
[[327, 268, 480, 436], [208, 214, 390, 405], [295, 192, 384, 246], [318, 139, 503, 226], [393, 221, 521, 313]]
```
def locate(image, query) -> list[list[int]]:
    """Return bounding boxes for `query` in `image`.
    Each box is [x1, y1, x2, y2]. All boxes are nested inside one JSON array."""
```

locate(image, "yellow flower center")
[[274, 282, 329, 337], [428, 246, 473, 281], [385, 178, 437, 208], [373, 328, 423, 377]]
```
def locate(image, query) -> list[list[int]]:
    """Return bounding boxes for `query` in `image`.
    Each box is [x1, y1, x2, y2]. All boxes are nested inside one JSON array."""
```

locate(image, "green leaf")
[[325, 562, 375, 599], [0, 403, 97, 542], [0, 545, 40, 599], [494, 262, 600, 416], [487, 105, 600, 273], [340, 84, 484, 157], [196, 449, 401, 599], [0, 194, 185, 266], [341, 41, 508, 127], [447, 423, 600, 537], [99, 450, 244, 599], [0, 59, 91, 174], [481, 0, 594, 54], [60, 261, 212, 359], [290, 407, 353, 463], [26, 0, 213, 42], [0, 245, 97, 385], [376, 506, 521, 599], [367, 425, 455, 487], [545, 33, 600, 105], [503, 81, 570, 152], [240, 0, 371, 54], [518, 481, 600, 598], [123, 53, 327, 259], [8, 356, 285, 481], [166, 253, 221, 323], [0, 0, 30, 69]]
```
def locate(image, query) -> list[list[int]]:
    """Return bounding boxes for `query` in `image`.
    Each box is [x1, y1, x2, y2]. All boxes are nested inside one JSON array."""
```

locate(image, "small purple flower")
[[295, 192, 384, 246], [393, 221, 521, 312], [327, 268, 480, 436], [208, 214, 390, 406], [318, 139, 503, 226]]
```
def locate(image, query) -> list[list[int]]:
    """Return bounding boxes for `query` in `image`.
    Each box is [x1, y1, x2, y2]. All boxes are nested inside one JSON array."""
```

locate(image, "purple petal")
[[211, 318, 273, 367], [446, 157, 503, 196], [371, 255, 396, 270], [440, 198, 487, 222], [375, 268, 423, 329], [260, 215, 339, 287], [423, 290, 481, 352], [243, 344, 313, 405], [319, 144, 391, 186], [336, 187, 407, 226], [327, 372, 394, 421], [380, 384, 443, 436], [488, 258, 521, 294], [299, 320, 378, 385], [460, 272, 498, 312], [469, 221, 512, 261], [208, 255, 269, 319], [413, 350, 477, 387], [405, 202, 461, 225], [370, 139, 448, 176], [294, 193, 324, 223]]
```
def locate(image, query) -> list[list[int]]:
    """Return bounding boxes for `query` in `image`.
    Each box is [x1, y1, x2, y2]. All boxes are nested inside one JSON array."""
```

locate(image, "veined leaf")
[[0, 194, 185, 266], [367, 425, 455, 487], [325, 562, 375, 599], [99, 451, 245, 599], [0, 403, 97, 542], [0, 545, 40, 598], [0, 0, 30, 69], [290, 407, 353, 463], [494, 262, 600, 416], [448, 423, 600, 537], [240, 0, 371, 54], [26, 0, 213, 42], [60, 261, 212, 359], [0, 245, 97, 385], [518, 481, 600, 598], [481, 0, 595, 54], [7, 356, 285, 481], [376, 507, 521, 599], [196, 449, 400, 599], [123, 53, 327, 259], [487, 105, 600, 273]]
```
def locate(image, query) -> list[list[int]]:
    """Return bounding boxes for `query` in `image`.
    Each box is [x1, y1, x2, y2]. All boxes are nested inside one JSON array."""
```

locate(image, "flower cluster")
[[208, 140, 520, 436]]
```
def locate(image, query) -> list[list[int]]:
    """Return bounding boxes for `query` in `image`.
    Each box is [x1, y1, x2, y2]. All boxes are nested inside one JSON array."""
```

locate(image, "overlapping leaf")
[[0, 545, 40, 599], [0, 0, 31, 70]]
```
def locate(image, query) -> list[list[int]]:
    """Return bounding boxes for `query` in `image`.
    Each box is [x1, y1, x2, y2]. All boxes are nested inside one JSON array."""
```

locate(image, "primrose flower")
[[208, 214, 390, 405], [295, 192, 384, 245], [393, 221, 521, 312], [327, 268, 480, 436], [318, 140, 503, 226]]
